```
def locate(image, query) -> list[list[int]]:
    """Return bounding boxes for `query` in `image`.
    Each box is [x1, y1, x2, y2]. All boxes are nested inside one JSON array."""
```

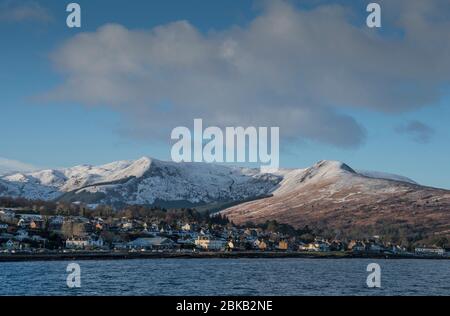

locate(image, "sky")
[[0, 0, 449, 189]]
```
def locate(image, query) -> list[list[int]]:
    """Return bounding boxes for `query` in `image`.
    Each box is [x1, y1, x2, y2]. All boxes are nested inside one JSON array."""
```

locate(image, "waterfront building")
[[415, 247, 445, 256], [127, 237, 175, 250], [195, 236, 226, 251]]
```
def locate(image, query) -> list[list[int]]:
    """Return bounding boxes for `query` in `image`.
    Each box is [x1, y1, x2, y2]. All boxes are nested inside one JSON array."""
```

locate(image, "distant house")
[[50, 216, 64, 225], [254, 239, 268, 251], [278, 240, 289, 251], [348, 240, 366, 253], [61, 217, 94, 237], [390, 245, 407, 254], [31, 235, 47, 243], [329, 241, 345, 252], [17, 214, 43, 222], [48, 216, 64, 232], [299, 241, 330, 252], [4, 239, 20, 250], [14, 229, 29, 241], [29, 220, 42, 230], [368, 243, 385, 253], [121, 222, 133, 230], [127, 237, 175, 250], [415, 247, 445, 256], [65, 237, 89, 249], [6, 239, 14, 248], [159, 226, 173, 235], [226, 240, 237, 251], [0, 210, 15, 222], [195, 236, 226, 251], [16, 214, 44, 229], [181, 223, 192, 231], [244, 228, 258, 237], [65, 236, 104, 249]]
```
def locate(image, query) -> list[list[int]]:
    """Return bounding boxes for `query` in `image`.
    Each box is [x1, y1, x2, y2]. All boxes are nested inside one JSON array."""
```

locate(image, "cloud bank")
[[44, 0, 450, 148], [0, 157, 38, 175], [0, 1, 52, 23]]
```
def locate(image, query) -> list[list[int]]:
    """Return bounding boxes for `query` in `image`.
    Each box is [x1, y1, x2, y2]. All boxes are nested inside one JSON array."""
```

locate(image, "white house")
[[0, 210, 15, 222], [195, 236, 226, 251], [65, 236, 104, 249], [127, 237, 175, 250], [299, 241, 330, 252], [181, 223, 192, 231], [415, 247, 445, 256], [18, 214, 43, 221]]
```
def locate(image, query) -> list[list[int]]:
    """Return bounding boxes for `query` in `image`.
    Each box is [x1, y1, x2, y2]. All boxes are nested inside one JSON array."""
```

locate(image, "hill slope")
[[221, 161, 450, 238]]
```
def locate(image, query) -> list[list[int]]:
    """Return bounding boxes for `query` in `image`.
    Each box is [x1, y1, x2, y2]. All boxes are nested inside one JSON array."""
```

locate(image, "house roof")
[[128, 237, 174, 247]]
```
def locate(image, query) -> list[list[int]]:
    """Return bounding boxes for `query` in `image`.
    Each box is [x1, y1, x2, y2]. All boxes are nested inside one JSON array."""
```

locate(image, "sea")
[[0, 258, 448, 296]]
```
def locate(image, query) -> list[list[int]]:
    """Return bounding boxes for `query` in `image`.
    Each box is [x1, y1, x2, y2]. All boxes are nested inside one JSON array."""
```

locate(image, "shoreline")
[[0, 251, 448, 262]]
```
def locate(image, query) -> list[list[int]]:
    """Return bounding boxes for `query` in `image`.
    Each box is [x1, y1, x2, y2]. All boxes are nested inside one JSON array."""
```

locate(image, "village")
[[0, 205, 448, 259]]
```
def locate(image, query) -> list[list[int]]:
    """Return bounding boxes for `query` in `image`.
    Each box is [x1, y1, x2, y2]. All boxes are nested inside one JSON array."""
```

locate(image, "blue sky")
[[0, 0, 449, 189]]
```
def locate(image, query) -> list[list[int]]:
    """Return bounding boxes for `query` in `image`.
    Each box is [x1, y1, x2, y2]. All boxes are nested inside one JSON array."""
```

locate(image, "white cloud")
[[0, 0, 52, 23], [0, 157, 38, 175], [43, 0, 450, 148]]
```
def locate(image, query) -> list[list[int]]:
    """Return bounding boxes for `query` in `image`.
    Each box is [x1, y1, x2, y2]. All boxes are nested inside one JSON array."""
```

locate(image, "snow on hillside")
[[74, 159, 281, 205], [0, 157, 282, 205], [0, 157, 421, 206], [356, 170, 417, 185], [271, 161, 356, 196]]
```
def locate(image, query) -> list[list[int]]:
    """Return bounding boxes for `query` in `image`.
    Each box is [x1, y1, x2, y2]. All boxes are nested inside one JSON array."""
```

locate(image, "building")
[[14, 229, 29, 241], [17, 214, 43, 221], [299, 241, 330, 252], [415, 247, 445, 256], [127, 237, 175, 250], [195, 236, 226, 250], [254, 239, 268, 251], [65, 236, 104, 249], [0, 222, 8, 231], [226, 240, 237, 251], [367, 243, 385, 253], [348, 240, 366, 253], [278, 240, 289, 251], [5, 239, 19, 249], [0, 210, 15, 223], [48, 216, 64, 232], [181, 223, 192, 231], [61, 217, 94, 237], [16, 214, 44, 229]]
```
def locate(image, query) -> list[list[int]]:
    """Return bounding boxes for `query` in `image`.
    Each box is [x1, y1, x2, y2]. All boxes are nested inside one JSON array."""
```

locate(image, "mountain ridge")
[[220, 160, 450, 238], [0, 156, 443, 209]]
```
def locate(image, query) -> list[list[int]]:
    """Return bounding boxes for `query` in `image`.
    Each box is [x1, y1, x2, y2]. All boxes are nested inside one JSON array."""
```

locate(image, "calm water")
[[0, 258, 449, 296]]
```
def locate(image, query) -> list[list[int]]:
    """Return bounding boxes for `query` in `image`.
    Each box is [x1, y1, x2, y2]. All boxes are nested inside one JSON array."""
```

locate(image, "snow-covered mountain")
[[0, 157, 281, 207], [0, 157, 433, 210], [221, 160, 450, 236], [2, 157, 448, 239]]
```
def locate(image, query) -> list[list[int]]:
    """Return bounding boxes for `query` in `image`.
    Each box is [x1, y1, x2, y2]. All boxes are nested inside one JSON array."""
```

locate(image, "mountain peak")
[[314, 160, 356, 174], [0, 156, 427, 207], [136, 156, 153, 163]]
